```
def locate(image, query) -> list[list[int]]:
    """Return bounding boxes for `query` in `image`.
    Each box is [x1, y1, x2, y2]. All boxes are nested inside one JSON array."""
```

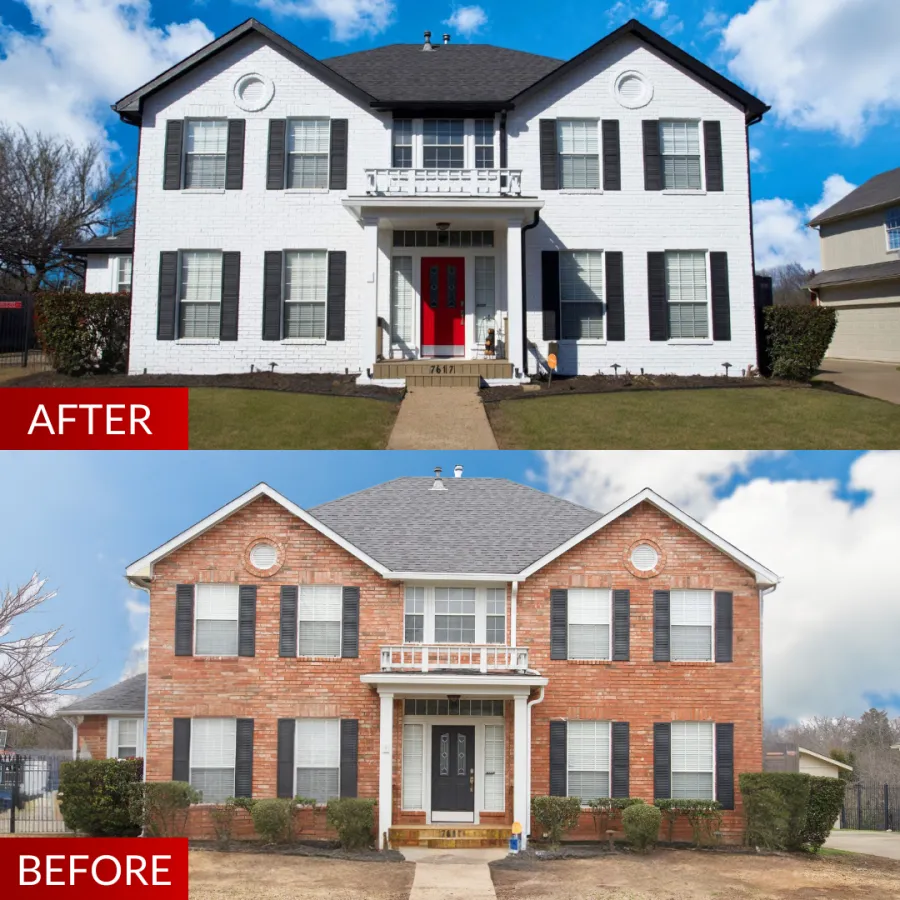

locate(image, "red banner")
[[0, 389, 189, 449], [0, 838, 188, 898]]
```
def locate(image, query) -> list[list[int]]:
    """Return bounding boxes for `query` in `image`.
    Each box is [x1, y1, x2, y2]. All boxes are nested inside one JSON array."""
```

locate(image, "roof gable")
[[808, 166, 900, 227], [58, 673, 146, 716]]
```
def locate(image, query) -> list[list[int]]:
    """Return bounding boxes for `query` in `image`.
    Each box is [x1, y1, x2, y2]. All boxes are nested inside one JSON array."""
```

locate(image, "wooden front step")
[[389, 825, 512, 848], [373, 359, 514, 384]]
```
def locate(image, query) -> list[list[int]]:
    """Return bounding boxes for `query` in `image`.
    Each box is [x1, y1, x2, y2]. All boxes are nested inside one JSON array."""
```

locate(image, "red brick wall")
[[78, 716, 107, 759]]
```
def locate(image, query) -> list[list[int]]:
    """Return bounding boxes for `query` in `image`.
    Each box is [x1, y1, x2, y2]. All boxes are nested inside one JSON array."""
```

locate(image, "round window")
[[238, 76, 265, 106], [233, 73, 275, 112], [250, 542, 278, 570], [631, 543, 659, 572], [613, 70, 653, 109]]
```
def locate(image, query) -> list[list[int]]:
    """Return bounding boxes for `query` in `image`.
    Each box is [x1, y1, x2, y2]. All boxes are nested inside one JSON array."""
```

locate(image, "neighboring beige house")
[[807, 167, 900, 363]]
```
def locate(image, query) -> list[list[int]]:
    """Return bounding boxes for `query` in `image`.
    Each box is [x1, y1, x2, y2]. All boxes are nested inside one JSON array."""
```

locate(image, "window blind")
[[284, 250, 327, 339], [558, 120, 599, 189], [116, 256, 132, 292], [287, 119, 330, 189], [567, 588, 610, 660], [391, 256, 414, 344], [484, 724, 505, 811], [191, 718, 236, 803], [474, 257, 496, 345], [567, 721, 610, 802], [117, 719, 139, 757], [560, 251, 604, 340], [298, 585, 342, 656], [660, 121, 701, 190], [671, 721, 714, 800], [401, 723, 424, 809], [195, 584, 239, 656], [179, 251, 222, 339], [670, 589, 713, 661], [295, 718, 340, 804], [184, 120, 227, 189], [666, 251, 708, 339]]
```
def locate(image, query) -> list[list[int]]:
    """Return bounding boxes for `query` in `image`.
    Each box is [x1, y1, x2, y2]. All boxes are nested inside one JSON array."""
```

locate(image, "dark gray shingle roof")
[[62, 227, 134, 254], [58, 673, 145, 715], [310, 477, 602, 573], [808, 168, 900, 227], [807, 259, 900, 289]]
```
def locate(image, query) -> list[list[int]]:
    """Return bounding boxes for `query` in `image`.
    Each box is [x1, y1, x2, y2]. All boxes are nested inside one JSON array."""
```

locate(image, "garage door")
[[828, 304, 900, 363]]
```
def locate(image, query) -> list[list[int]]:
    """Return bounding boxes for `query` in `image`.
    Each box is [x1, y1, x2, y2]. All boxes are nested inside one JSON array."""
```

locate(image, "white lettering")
[[92, 855, 122, 886], [27, 405, 54, 434], [106, 405, 126, 435], [58, 404, 77, 434], [45, 855, 65, 886], [69, 855, 89, 882], [80, 404, 103, 434], [19, 856, 40, 885], [126, 855, 148, 886], [131, 405, 152, 435], [152, 855, 172, 886]]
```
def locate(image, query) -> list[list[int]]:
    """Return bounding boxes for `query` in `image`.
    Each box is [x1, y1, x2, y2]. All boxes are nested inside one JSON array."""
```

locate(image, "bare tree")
[[0, 125, 134, 291], [758, 262, 815, 307]]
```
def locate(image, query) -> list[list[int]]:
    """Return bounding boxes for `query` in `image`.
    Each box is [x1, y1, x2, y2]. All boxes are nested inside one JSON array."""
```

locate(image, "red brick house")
[[122, 470, 778, 847]]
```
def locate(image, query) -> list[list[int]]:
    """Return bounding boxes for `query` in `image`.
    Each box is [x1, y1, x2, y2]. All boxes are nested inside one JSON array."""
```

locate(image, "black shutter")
[[225, 119, 245, 190], [605, 251, 625, 341], [642, 120, 662, 191], [277, 719, 295, 798], [710, 252, 732, 341], [539, 119, 559, 190], [341, 586, 359, 658], [266, 119, 287, 190], [647, 252, 668, 342], [500, 120, 508, 169], [703, 121, 724, 192], [262, 251, 283, 341], [279, 586, 298, 657], [326, 251, 347, 341], [172, 718, 191, 783], [163, 120, 184, 190], [653, 723, 671, 800], [175, 584, 194, 656], [329, 119, 348, 191], [157, 251, 179, 340], [602, 120, 621, 191], [219, 251, 241, 341], [612, 589, 630, 661], [653, 590, 670, 662], [716, 723, 735, 810], [238, 585, 257, 657], [549, 721, 567, 796], [234, 719, 254, 798], [550, 589, 567, 660], [340, 719, 359, 798], [541, 251, 560, 341], [715, 591, 733, 663], [611, 722, 629, 798]]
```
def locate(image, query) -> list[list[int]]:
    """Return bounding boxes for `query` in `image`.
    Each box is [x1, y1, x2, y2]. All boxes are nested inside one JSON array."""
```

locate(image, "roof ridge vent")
[[423, 30, 434, 51], [431, 466, 447, 490]]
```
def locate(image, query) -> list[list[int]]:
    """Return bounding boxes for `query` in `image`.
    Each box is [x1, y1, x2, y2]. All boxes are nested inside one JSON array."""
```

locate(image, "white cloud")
[[753, 174, 856, 270], [122, 595, 149, 678], [253, 0, 395, 41], [645, 0, 668, 18], [700, 8, 727, 33], [606, 0, 680, 33], [444, 5, 488, 38], [749, 146, 762, 165], [721, 0, 900, 141]]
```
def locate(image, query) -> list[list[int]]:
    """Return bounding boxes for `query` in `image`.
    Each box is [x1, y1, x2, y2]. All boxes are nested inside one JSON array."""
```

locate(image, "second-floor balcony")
[[380, 644, 530, 673], [365, 168, 523, 197]]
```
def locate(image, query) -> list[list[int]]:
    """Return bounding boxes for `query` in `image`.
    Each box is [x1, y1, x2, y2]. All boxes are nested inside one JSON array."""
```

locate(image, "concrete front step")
[[373, 359, 514, 387], [390, 825, 512, 848]]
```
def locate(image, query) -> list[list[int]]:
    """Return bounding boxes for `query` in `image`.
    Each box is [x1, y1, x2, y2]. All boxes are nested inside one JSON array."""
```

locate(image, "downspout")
[[525, 685, 545, 847], [510, 580, 518, 646], [126, 575, 152, 836], [521, 210, 541, 376]]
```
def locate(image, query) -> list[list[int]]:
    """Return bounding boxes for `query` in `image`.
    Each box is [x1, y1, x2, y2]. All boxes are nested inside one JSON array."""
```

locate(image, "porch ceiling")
[[360, 672, 547, 696], [342, 196, 543, 227]]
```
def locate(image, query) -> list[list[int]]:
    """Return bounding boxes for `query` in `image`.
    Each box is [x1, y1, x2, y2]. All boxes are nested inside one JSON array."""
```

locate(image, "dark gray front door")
[[431, 725, 475, 812]]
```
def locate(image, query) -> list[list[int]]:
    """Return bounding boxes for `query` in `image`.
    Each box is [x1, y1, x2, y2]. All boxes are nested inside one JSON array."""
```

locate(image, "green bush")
[[803, 777, 846, 851], [209, 799, 240, 848], [34, 290, 131, 375], [531, 796, 582, 848], [251, 798, 296, 844], [763, 305, 836, 381], [622, 803, 661, 852], [739, 773, 812, 851], [325, 798, 375, 850], [653, 799, 722, 846], [588, 797, 645, 836], [143, 781, 201, 837], [58, 758, 144, 837]]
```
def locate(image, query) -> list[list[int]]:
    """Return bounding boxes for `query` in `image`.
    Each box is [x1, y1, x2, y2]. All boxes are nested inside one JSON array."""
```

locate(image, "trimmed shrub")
[[622, 803, 661, 852], [531, 796, 582, 848], [588, 797, 645, 836], [143, 781, 201, 837], [739, 773, 811, 851], [58, 758, 144, 837], [654, 799, 722, 846], [803, 776, 846, 851], [762, 305, 836, 381], [326, 798, 375, 850], [251, 798, 296, 844], [209, 799, 240, 848]]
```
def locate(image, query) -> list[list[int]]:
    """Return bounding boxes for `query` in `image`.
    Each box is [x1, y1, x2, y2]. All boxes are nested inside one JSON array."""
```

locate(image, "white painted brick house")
[[113, 17, 769, 382]]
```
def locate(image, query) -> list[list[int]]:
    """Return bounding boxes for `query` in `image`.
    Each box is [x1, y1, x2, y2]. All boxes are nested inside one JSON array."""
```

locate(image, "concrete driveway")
[[825, 830, 900, 859], [815, 358, 900, 405]]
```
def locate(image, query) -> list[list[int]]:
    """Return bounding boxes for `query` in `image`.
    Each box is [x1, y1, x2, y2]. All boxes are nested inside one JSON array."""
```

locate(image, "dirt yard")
[[490, 848, 900, 900]]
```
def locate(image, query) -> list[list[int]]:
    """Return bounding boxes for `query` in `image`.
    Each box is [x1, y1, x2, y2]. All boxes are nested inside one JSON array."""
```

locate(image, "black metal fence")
[[841, 781, 900, 831], [754, 274, 773, 376], [0, 294, 52, 371], [0, 752, 72, 834]]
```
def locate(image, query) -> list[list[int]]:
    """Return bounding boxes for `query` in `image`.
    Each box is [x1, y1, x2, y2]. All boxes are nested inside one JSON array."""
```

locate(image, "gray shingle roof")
[[310, 477, 602, 573], [58, 673, 145, 715], [808, 167, 900, 227], [62, 227, 134, 254], [807, 259, 900, 289]]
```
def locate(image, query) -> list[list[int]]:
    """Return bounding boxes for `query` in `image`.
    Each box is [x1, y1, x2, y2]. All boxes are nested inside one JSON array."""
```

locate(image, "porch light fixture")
[[436, 222, 451, 231]]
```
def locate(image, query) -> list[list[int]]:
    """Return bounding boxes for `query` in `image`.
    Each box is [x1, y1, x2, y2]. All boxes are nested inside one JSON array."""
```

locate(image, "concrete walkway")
[[825, 830, 900, 859], [387, 387, 499, 450], [814, 358, 900, 404], [401, 848, 505, 900]]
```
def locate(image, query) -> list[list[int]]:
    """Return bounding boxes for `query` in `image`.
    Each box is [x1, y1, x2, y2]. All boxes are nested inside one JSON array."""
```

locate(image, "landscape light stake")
[[723, 362, 732, 376], [612, 363, 621, 376]]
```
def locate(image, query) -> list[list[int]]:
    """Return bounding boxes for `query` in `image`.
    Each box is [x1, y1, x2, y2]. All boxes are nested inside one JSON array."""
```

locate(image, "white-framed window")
[[107, 718, 143, 759], [194, 583, 239, 656], [558, 120, 600, 190], [404, 586, 425, 642], [670, 589, 714, 661], [287, 119, 330, 189], [295, 718, 340, 804], [567, 721, 610, 803], [403, 586, 506, 644], [391, 256, 414, 345], [567, 588, 611, 660], [666, 250, 709, 339], [298, 585, 342, 656], [434, 587, 476, 642], [401, 722, 424, 810], [671, 721, 715, 800], [474, 256, 496, 345], [485, 588, 505, 644], [886, 209, 900, 251], [475, 119, 495, 169], [423, 119, 464, 169], [116, 256, 132, 292], [284, 250, 327, 339], [660, 120, 702, 190], [179, 250, 222, 339], [560, 251, 604, 340], [184, 119, 227, 189], [393, 119, 413, 168], [190, 718, 236, 804], [484, 723, 505, 811]]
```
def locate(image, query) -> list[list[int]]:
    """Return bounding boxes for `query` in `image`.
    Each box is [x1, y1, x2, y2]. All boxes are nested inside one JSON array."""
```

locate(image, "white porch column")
[[378, 691, 394, 849], [513, 693, 528, 847], [505, 218, 524, 378], [358, 216, 380, 382]]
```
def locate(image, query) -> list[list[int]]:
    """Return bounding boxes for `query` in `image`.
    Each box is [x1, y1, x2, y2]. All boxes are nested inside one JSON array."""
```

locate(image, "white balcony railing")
[[380, 644, 529, 673], [365, 168, 523, 197]]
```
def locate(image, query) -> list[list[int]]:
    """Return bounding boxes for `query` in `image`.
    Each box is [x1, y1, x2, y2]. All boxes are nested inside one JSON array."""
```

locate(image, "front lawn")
[[485, 387, 900, 449]]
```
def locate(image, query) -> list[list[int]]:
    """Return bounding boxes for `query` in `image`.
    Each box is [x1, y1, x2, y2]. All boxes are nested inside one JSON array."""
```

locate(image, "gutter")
[[521, 210, 541, 375], [525, 685, 545, 847]]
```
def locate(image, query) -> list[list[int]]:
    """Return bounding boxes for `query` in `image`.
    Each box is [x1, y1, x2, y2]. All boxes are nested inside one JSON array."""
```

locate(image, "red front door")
[[421, 257, 465, 357]]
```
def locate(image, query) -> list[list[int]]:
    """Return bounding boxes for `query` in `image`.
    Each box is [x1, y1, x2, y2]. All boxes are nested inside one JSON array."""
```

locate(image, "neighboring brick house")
[[110, 16, 768, 383], [124, 470, 778, 847]]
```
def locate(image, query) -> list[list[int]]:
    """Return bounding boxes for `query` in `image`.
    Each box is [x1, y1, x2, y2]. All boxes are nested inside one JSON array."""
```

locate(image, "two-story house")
[[120, 469, 778, 848], [112, 17, 769, 384]]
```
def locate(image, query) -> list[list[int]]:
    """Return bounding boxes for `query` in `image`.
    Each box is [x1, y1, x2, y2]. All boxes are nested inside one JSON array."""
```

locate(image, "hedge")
[[762, 305, 836, 381], [654, 799, 722, 846], [58, 758, 144, 837], [143, 781, 201, 837], [622, 803, 661, 852], [531, 796, 582, 847], [803, 777, 846, 850], [326, 798, 375, 850]]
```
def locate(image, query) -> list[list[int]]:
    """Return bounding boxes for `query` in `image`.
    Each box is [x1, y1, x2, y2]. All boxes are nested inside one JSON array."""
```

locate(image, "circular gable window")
[[234, 73, 275, 112], [250, 542, 278, 571], [614, 70, 653, 109], [631, 543, 659, 572]]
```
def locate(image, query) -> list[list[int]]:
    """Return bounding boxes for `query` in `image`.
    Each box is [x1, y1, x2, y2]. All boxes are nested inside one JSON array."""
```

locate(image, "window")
[[287, 119, 330, 189], [195, 584, 239, 656], [887, 209, 900, 251], [394, 230, 494, 248], [660, 121, 702, 190], [670, 589, 714, 661], [558, 120, 599, 189], [484, 723, 505, 811], [191, 718, 235, 803], [184, 120, 227, 189], [475, 119, 494, 169], [298, 585, 342, 656], [560, 251, 604, 340], [116, 256, 132, 292], [403, 699, 504, 716], [391, 256, 414, 345], [567, 721, 610, 803], [666, 251, 709, 339], [423, 119, 464, 169], [671, 722, 715, 800], [179, 251, 222, 339], [393, 119, 413, 168], [404, 586, 425, 642], [474, 256, 497, 345], [434, 587, 476, 642], [284, 250, 327, 339], [402, 722, 424, 809], [567, 588, 610, 660], [116, 719, 139, 758], [485, 587, 505, 644], [295, 718, 340, 804]]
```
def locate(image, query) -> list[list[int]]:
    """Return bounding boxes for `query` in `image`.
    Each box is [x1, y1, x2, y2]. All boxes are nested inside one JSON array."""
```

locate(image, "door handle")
[[469, 775, 474, 790]]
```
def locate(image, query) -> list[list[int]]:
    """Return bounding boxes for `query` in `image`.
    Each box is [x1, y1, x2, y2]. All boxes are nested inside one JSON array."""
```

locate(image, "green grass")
[[817, 847, 857, 857], [485, 387, 900, 449], [189, 388, 399, 449]]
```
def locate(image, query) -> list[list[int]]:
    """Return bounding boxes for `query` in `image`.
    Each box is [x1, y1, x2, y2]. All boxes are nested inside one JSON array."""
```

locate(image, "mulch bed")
[[188, 839, 406, 863]]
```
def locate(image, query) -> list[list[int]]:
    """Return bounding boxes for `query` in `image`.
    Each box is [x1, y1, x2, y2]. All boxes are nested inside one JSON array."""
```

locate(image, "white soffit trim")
[[798, 746, 853, 771], [361, 673, 548, 695]]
